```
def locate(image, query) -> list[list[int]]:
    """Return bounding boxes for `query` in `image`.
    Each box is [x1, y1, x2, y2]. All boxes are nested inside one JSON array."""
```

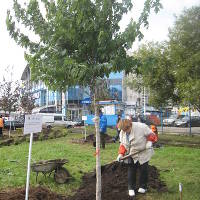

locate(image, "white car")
[[36, 113, 67, 128]]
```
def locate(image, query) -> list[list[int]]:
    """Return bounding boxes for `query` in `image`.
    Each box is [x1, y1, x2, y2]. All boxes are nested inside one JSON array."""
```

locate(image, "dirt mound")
[[0, 186, 66, 200], [67, 162, 167, 200], [71, 134, 113, 144], [0, 162, 167, 200]]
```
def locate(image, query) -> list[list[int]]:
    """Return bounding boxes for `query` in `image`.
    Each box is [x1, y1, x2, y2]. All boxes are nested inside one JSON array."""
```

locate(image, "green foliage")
[[126, 42, 178, 108], [7, 0, 162, 91], [168, 6, 200, 110], [126, 6, 200, 110]]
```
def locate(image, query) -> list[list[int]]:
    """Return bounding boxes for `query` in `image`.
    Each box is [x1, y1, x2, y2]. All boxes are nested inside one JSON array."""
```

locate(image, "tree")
[[126, 6, 200, 110], [168, 6, 200, 111], [7, 0, 162, 199], [0, 80, 20, 115], [126, 42, 178, 108], [20, 84, 36, 114]]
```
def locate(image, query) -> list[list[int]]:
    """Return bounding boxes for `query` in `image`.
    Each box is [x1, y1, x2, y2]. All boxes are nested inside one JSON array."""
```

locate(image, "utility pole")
[[143, 87, 146, 116]]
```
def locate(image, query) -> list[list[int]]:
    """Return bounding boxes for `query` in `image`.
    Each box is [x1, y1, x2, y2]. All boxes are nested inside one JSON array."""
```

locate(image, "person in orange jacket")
[[150, 124, 161, 148], [151, 125, 158, 137], [116, 119, 158, 198], [0, 115, 4, 137]]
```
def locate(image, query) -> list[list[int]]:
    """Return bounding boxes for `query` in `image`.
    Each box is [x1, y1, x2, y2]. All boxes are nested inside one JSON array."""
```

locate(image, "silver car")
[[163, 115, 184, 126]]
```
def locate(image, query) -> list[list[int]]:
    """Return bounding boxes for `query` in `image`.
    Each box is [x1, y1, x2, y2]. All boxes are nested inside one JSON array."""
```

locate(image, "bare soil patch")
[[71, 133, 113, 144], [67, 162, 167, 200], [0, 186, 66, 200], [0, 162, 167, 200]]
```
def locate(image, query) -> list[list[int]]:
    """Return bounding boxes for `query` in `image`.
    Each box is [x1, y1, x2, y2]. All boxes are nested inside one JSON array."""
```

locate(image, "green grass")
[[150, 147, 200, 200], [158, 133, 200, 144], [0, 128, 200, 199]]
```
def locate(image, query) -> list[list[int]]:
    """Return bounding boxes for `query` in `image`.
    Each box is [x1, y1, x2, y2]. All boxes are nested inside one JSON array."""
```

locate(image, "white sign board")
[[82, 116, 87, 121], [104, 105, 115, 115], [24, 114, 42, 135]]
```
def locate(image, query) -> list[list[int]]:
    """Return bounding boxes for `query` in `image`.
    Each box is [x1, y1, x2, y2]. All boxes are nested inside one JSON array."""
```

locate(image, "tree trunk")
[[94, 86, 101, 200]]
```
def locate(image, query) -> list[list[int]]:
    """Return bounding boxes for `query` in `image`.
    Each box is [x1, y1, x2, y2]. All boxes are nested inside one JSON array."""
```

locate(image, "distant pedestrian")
[[0, 115, 4, 137], [128, 115, 134, 122], [113, 114, 122, 142], [99, 109, 107, 149]]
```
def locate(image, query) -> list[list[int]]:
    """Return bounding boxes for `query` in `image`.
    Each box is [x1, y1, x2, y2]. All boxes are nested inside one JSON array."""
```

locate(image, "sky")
[[0, 0, 199, 82]]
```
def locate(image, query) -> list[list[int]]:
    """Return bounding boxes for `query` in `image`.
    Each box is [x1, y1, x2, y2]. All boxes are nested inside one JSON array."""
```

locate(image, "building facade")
[[21, 66, 127, 120]]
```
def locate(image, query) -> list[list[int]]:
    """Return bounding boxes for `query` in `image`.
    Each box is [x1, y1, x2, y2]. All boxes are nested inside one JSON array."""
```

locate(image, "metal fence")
[[150, 108, 200, 135], [157, 126, 200, 135]]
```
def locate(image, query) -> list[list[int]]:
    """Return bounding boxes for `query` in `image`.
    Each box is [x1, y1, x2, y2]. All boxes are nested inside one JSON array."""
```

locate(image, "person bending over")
[[116, 119, 157, 198]]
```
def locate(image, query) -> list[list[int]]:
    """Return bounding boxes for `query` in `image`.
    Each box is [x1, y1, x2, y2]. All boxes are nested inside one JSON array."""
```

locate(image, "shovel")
[[120, 147, 153, 161], [110, 148, 153, 172]]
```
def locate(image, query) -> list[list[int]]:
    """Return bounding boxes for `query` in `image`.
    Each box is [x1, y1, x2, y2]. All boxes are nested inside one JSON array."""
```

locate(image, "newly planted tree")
[[7, 0, 161, 199]]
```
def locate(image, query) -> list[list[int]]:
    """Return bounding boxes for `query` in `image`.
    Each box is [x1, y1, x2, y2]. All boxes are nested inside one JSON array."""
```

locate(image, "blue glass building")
[[107, 72, 123, 101], [21, 65, 123, 120]]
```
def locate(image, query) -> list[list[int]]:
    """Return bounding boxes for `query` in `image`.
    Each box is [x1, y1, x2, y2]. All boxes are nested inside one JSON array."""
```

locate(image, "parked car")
[[163, 115, 184, 126], [36, 113, 68, 128], [4, 120, 24, 130], [74, 119, 84, 127], [66, 121, 79, 129], [174, 116, 200, 127], [66, 119, 84, 128]]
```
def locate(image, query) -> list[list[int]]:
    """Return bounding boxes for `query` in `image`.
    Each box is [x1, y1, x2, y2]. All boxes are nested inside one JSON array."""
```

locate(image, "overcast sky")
[[0, 0, 199, 81]]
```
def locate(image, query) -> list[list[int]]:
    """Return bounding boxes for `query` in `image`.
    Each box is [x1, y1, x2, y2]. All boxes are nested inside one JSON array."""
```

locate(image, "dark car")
[[4, 120, 24, 130], [74, 119, 84, 127], [174, 116, 200, 127], [138, 115, 152, 126]]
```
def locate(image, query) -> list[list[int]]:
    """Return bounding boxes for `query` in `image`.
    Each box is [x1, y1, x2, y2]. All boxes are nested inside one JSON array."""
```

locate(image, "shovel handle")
[[120, 148, 152, 161]]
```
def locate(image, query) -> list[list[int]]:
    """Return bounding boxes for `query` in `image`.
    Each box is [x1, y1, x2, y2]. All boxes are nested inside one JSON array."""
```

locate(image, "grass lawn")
[[0, 127, 200, 199]]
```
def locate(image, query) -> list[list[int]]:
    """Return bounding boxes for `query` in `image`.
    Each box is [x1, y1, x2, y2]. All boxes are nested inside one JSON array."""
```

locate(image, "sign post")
[[8, 116, 14, 138], [82, 116, 87, 140], [24, 114, 42, 200], [25, 132, 33, 200]]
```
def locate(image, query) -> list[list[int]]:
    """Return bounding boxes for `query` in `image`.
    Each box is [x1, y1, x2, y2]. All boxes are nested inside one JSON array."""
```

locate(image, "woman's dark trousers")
[[127, 159, 148, 190]]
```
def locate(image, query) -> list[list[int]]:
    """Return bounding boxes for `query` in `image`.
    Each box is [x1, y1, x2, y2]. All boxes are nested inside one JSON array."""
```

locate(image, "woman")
[[116, 119, 157, 198]]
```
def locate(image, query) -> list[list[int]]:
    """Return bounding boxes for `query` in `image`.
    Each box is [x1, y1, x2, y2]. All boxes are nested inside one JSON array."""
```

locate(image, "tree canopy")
[[169, 6, 200, 110], [127, 42, 178, 108], [7, 0, 162, 92], [126, 5, 200, 110], [6, 1, 162, 199]]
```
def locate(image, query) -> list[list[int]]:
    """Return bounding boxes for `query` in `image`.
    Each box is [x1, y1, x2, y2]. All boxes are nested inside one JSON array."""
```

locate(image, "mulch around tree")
[[0, 162, 167, 200]]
